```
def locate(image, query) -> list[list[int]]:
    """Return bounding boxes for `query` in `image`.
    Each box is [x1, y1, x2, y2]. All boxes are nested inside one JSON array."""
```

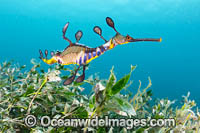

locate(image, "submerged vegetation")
[[0, 59, 200, 132]]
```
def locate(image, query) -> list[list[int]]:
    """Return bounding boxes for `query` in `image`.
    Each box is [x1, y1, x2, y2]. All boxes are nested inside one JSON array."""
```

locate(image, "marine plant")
[[0, 60, 199, 132]]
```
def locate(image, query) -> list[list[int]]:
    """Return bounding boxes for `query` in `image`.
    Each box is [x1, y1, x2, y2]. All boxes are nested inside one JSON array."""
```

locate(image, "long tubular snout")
[[132, 38, 162, 42]]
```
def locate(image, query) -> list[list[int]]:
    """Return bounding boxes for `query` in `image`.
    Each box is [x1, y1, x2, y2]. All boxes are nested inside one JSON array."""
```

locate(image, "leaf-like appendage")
[[106, 17, 115, 28], [75, 30, 83, 42], [93, 26, 102, 36]]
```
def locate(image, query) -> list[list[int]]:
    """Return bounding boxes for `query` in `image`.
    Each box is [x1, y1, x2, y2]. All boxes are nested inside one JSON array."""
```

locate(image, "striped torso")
[[59, 41, 112, 65]]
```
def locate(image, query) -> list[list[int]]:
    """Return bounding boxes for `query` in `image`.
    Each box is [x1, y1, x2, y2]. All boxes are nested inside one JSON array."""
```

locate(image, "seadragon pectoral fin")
[[39, 49, 57, 65]]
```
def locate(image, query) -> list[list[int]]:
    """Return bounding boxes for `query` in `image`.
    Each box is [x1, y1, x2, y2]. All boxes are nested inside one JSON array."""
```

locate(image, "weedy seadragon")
[[39, 17, 162, 85]]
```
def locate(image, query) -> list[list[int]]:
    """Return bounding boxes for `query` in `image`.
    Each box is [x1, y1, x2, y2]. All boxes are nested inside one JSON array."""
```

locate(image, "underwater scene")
[[0, 0, 200, 132]]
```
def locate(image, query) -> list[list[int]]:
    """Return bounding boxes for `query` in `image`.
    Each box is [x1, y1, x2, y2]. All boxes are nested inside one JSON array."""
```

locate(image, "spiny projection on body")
[[39, 17, 162, 85]]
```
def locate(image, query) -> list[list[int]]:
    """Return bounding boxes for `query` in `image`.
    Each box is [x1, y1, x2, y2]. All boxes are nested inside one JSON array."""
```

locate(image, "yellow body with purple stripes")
[[41, 39, 116, 66]]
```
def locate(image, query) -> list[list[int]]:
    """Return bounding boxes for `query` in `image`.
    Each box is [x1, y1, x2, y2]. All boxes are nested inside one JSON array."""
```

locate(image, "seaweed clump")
[[0, 59, 200, 132]]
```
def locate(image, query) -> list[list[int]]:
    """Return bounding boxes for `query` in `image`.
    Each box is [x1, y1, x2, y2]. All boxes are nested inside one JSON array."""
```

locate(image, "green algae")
[[0, 59, 199, 132]]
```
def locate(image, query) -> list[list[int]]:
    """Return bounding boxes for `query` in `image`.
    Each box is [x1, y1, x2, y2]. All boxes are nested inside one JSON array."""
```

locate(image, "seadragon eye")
[[126, 35, 131, 40]]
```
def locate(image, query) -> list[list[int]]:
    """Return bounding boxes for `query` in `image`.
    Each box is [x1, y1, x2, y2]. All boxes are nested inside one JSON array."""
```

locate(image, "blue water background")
[[0, 0, 200, 104]]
